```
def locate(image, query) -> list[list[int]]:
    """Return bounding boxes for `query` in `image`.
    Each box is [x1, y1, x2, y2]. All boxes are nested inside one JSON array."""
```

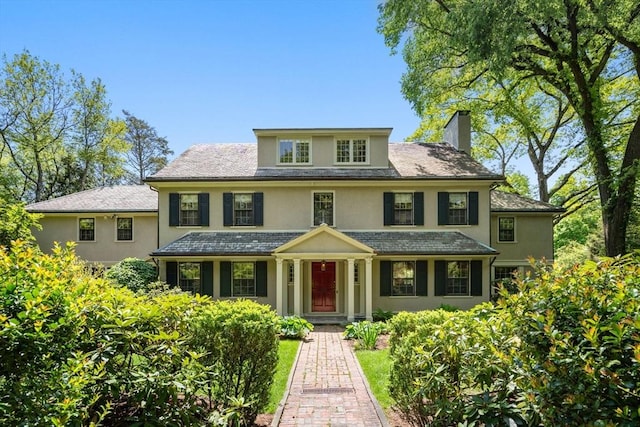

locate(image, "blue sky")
[[1, 0, 422, 158]]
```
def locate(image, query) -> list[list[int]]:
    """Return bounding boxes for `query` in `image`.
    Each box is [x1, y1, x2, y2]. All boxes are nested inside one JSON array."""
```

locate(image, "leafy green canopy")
[[378, 0, 640, 256]]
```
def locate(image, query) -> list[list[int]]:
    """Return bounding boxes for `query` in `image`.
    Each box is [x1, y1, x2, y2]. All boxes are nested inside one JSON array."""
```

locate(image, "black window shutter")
[[254, 192, 264, 226], [468, 191, 479, 225], [471, 260, 483, 296], [416, 260, 427, 296], [383, 192, 394, 226], [223, 193, 233, 226], [435, 260, 447, 296], [199, 193, 210, 226], [201, 261, 213, 296], [380, 260, 392, 296], [220, 261, 232, 297], [255, 261, 267, 297], [413, 192, 424, 226], [438, 192, 449, 225], [169, 193, 179, 226], [166, 261, 178, 286]]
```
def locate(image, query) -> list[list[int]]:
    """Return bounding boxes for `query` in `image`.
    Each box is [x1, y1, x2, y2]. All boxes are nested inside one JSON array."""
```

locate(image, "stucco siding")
[[491, 214, 555, 261], [34, 214, 157, 266]]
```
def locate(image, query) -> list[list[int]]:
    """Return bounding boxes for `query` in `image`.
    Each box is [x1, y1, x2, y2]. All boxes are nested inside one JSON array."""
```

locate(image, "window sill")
[[497, 240, 517, 244], [115, 240, 135, 243], [76, 240, 96, 243], [230, 225, 257, 228], [443, 295, 474, 298], [176, 225, 203, 228], [388, 224, 418, 228], [388, 295, 423, 298]]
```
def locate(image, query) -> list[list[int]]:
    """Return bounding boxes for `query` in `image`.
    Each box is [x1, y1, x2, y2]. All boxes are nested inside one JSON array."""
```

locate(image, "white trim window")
[[233, 262, 256, 297], [392, 261, 416, 296], [313, 191, 334, 226], [447, 261, 470, 296], [498, 217, 516, 242], [180, 194, 200, 226], [279, 138, 310, 164], [79, 218, 95, 241], [335, 138, 368, 164], [179, 262, 201, 294], [116, 217, 133, 241]]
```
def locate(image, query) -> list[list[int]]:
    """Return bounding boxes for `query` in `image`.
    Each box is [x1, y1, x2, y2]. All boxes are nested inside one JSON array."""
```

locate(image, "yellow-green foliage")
[[388, 254, 640, 426], [1, 241, 281, 426], [189, 299, 280, 425]]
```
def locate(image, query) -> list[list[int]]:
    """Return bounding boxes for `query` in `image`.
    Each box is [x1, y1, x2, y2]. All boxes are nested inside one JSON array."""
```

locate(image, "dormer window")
[[336, 138, 368, 164], [279, 138, 310, 164]]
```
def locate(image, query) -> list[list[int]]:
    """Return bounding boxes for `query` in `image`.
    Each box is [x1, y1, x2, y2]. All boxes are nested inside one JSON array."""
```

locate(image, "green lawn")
[[356, 348, 393, 410], [265, 339, 300, 413]]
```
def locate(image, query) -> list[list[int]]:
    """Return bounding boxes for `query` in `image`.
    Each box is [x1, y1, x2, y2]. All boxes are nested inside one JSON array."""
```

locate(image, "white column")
[[347, 258, 355, 322], [275, 258, 283, 316], [365, 257, 373, 321], [293, 258, 301, 316]]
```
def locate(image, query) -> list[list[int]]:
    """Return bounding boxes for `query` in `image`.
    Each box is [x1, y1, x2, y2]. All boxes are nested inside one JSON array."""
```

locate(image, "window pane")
[[296, 141, 309, 163], [336, 140, 350, 163], [117, 217, 133, 241], [313, 192, 334, 226], [447, 261, 469, 295], [233, 262, 256, 296], [180, 194, 199, 226], [394, 193, 413, 225], [353, 139, 367, 163], [179, 262, 201, 294], [234, 193, 254, 225], [448, 193, 468, 225], [79, 218, 94, 241], [494, 266, 517, 280], [499, 217, 515, 241], [279, 140, 293, 163], [392, 261, 415, 296]]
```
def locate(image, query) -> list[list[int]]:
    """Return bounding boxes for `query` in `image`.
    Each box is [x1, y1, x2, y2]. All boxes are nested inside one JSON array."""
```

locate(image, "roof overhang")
[[253, 128, 393, 137]]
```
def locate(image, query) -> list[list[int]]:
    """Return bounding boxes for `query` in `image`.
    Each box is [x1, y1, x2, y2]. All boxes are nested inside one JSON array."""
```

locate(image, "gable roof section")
[[491, 190, 565, 213], [146, 142, 502, 181], [273, 224, 374, 254], [25, 185, 158, 213], [151, 230, 497, 257]]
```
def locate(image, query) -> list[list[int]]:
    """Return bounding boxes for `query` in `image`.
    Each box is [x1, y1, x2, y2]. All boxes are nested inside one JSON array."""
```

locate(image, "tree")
[[70, 74, 128, 189], [0, 51, 127, 202], [0, 197, 41, 248], [122, 110, 172, 184], [0, 51, 72, 202], [378, 0, 640, 256]]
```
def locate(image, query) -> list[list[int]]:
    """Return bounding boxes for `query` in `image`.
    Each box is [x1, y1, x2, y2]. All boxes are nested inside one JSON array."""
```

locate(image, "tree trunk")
[[606, 115, 640, 255]]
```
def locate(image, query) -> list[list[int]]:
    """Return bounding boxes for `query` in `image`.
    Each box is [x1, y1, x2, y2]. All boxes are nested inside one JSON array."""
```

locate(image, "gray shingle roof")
[[491, 190, 565, 213], [151, 230, 498, 257], [146, 142, 502, 181], [25, 185, 158, 213]]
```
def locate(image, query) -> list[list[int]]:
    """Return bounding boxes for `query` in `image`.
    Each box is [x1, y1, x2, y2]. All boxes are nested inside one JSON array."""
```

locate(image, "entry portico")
[[273, 224, 375, 321]]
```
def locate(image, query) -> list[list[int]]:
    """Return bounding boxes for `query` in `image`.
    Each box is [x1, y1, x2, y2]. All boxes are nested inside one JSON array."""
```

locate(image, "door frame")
[[311, 261, 337, 312]]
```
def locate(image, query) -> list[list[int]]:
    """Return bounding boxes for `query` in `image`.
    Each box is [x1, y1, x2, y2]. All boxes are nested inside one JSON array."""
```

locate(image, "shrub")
[[372, 307, 395, 322], [387, 306, 526, 426], [279, 315, 314, 339], [344, 321, 385, 350], [189, 299, 280, 425], [105, 257, 158, 292], [500, 254, 640, 426]]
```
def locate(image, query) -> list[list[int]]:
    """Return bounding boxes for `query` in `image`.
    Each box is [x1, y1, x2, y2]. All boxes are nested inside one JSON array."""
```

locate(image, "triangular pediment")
[[273, 224, 374, 255]]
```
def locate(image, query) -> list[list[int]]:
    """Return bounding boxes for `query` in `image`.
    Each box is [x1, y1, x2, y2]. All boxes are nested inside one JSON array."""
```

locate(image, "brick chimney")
[[443, 110, 471, 154]]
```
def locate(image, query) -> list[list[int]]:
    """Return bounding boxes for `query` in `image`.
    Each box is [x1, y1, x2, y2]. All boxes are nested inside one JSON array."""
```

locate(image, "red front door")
[[312, 262, 336, 312]]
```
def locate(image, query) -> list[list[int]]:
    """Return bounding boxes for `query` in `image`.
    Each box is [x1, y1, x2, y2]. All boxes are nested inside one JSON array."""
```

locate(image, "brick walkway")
[[272, 325, 388, 427]]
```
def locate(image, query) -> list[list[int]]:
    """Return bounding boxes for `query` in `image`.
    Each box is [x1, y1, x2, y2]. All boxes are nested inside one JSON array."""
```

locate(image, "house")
[[25, 112, 561, 321], [144, 111, 561, 321], [26, 185, 158, 267]]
